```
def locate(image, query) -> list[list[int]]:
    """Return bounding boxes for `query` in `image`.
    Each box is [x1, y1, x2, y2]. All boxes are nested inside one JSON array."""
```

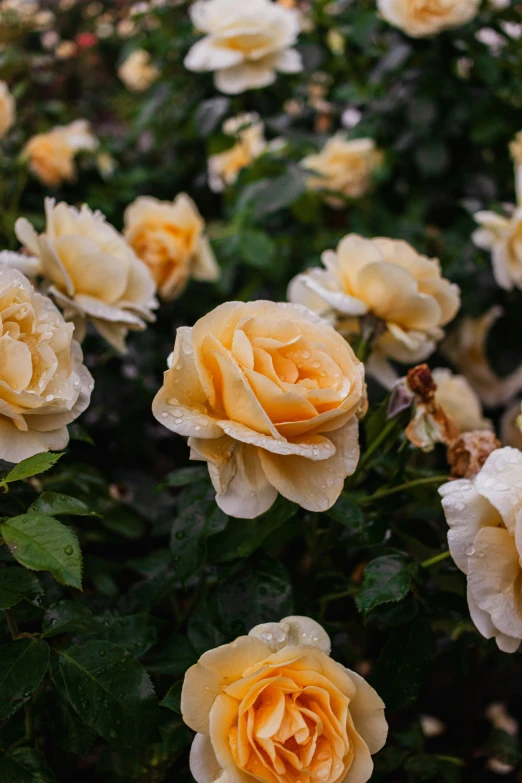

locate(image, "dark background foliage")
[[0, 0, 522, 781]]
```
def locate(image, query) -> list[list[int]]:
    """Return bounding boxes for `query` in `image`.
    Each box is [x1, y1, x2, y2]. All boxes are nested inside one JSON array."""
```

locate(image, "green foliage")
[[0, 639, 49, 721], [58, 642, 159, 748], [0, 515, 82, 589]]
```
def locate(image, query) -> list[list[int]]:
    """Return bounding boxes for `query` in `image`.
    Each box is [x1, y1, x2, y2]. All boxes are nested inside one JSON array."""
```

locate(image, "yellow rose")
[[153, 301, 366, 518], [123, 193, 220, 300], [23, 119, 99, 187], [0, 81, 15, 140], [184, 0, 302, 95], [378, 0, 480, 37], [15, 198, 157, 353], [432, 368, 492, 432], [182, 615, 387, 783], [118, 48, 159, 92], [288, 234, 460, 388], [301, 136, 382, 207], [208, 113, 268, 192], [0, 265, 93, 463], [440, 447, 522, 653]]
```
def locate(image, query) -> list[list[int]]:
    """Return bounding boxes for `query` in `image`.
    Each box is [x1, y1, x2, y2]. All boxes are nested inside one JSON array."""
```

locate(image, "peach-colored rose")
[[432, 368, 492, 432], [15, 198, 157, 353], [0, 81, 15, 140], [301, 136, 382, 207], [208, 113, 268, 193], [288, 234, 460, 388], [440, 447, 522, 653], [153, 301, 366, 518], [378, 0, 480, 37], [118, 48, 159, 92], [123, 193, 219, 300], [23, 119, 99, 187], [0, 265, 93, 463], [182, 615, 387, 783]]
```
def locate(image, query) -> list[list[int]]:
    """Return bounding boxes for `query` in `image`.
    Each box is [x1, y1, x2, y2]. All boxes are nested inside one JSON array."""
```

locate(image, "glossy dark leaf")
[[370, 617, 436, 711], [0, 638, 49, 720], [59, 641, 159, 747], [355, 554, 418, 616], [0, 567, 43, 610], [29, 493, 98, 517]]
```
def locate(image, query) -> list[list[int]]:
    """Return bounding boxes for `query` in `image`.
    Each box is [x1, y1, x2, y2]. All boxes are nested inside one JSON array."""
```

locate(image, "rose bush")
[[0, 0, 521, 781]]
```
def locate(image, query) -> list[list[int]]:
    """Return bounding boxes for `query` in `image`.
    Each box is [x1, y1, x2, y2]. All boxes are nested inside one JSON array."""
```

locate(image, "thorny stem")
[[420, 550, 451, 568]]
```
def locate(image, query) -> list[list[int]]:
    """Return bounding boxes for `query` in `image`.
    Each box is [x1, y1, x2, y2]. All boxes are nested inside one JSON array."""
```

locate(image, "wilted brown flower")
[[447, 430, 500, 479]]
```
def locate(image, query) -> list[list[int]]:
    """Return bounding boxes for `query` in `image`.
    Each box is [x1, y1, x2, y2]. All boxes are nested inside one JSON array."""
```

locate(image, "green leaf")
[[91, 612, 160, 657], [355, 554, 418, 617], [157, 466, 209, 491], [0, 638, 50, 720], [209, 497, 297, 563], [253, 170, 307, 218], [29, 493, 97, 517], [0, 749, 56, 782], [195, 96, 230, 136], [0, 514, 82, 589], [326, 496, 364, 528], [237, 230, 275, 269], [171, 485, 228, 582], [59, 641, 159, 747], [42, 601, 98, 638], [48, 658, 96, 756], [145, 634, 197, 676], [370, 617, 436, 711], [216, 553, 294, 639], [160, 681, 182, 713], [0, 567, 43, 610], [4, 453, 64, 484]]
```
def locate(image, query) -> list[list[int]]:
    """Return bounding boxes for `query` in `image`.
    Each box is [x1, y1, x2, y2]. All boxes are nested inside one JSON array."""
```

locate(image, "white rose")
[[184, 0, 303, 95], [15, 198, 158, 353], [440, 447, 522, 653]]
